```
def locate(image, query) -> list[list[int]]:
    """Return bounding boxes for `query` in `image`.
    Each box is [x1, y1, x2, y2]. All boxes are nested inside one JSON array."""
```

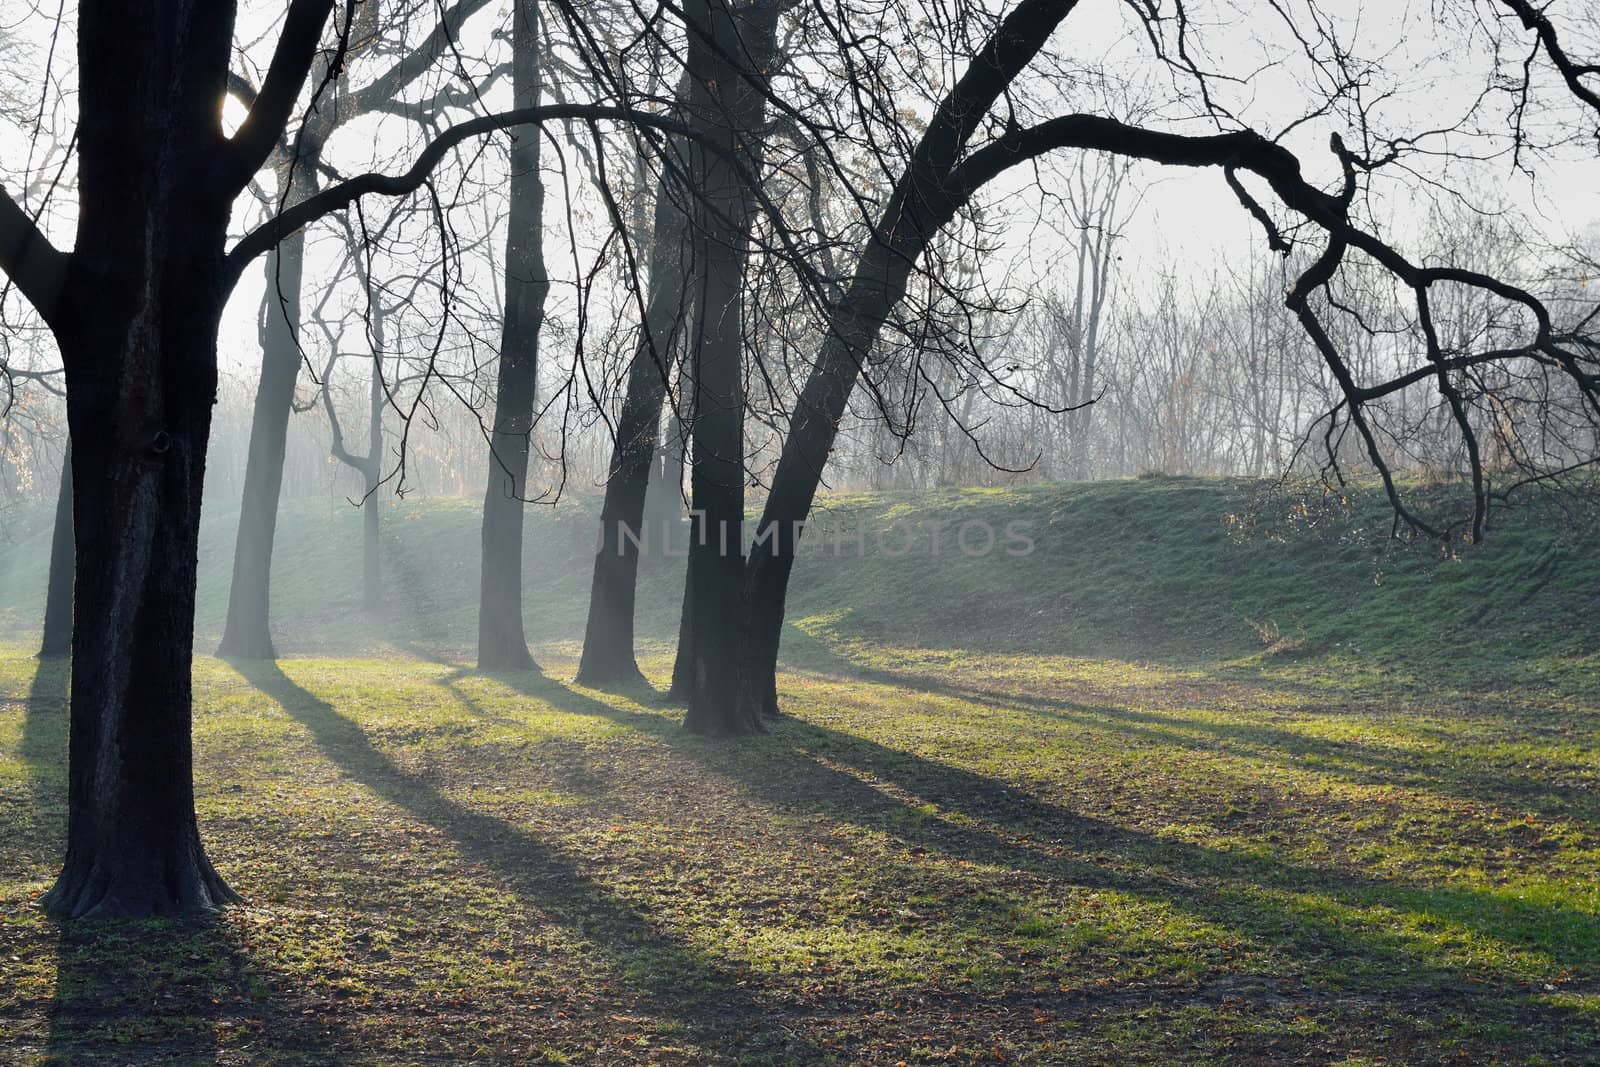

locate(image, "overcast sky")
[[4, 0, 1598, 382]]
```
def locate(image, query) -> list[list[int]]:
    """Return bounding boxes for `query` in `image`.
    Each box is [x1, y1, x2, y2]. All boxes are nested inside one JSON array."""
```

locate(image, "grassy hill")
[[1, 475, 1595, 688]]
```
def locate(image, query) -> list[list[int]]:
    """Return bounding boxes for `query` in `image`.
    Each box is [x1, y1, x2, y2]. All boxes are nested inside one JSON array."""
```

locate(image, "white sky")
[[3, 0, 1599, 381]]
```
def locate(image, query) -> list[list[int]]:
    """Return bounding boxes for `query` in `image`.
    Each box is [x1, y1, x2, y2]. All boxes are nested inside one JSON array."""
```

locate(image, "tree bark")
[[38, 441, 73, 659], [476, 0, 548, 673], [677, 0, 779, 736], [47, 328, 238, 917], [40, 0, 250, 917]]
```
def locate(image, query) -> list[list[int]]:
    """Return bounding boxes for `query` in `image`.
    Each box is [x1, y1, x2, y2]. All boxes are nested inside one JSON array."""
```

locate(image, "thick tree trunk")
[[46, 182, 234, 913], [217, 217, 310, 660], [38, 442, 73, 658], [45, 359, 237, 917], [34, 0, 248, 919], [476, 0, 548, 673], [9, 0, 353, 919], [677, 0, 777, 736]]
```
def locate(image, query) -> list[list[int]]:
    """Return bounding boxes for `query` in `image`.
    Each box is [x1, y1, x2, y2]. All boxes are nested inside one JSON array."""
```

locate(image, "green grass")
[[0, 476, 1598, 1062]]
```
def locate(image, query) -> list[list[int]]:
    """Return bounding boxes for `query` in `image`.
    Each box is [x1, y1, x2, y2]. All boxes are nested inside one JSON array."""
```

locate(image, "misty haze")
[[1, 0, 1599, 1063]]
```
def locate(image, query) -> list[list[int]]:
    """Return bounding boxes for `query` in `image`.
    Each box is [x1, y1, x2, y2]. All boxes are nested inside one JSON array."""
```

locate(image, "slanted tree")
[[740, 0, 1600, 717], [740, 0, 1084, 718]]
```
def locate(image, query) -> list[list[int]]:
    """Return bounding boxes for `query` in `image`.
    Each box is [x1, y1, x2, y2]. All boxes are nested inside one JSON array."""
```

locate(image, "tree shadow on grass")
[[780, 625, 1600, 830], [9, 661, 335, 1064], [16, 656, 68, 871], [483, 670, 1600, 1057], [228, 656, 821, 1064], [40, 915, 343, 1066]]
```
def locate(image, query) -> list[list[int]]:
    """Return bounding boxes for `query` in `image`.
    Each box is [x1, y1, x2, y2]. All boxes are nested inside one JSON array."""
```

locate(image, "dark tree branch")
[[1500, 0, 1600, 116], [0, 185, 69, 325], [931, 113, 1594, 539], [224, 103, 701, 286], [222, 0, 338, 191]]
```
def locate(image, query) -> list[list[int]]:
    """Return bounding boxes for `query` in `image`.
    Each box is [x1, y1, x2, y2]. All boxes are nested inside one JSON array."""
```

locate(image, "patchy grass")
[[1, 634, 1597, 1064], [2, 477, 1598, 1062]]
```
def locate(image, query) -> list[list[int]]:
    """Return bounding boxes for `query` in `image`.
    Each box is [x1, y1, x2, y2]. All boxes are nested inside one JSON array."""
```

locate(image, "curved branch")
[[224, 103, 700, 289], [938, 112, 1594, 537], [1500, 0, 1600, 115], [223, 0, 339, 191]]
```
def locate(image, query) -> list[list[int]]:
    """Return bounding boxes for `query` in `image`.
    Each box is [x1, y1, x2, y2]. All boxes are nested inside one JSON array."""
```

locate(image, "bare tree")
[[219, 0, 498, 660], [0, 0, 707, 917], [477, 0, 550, 672], [738, 0, 1600, 716]]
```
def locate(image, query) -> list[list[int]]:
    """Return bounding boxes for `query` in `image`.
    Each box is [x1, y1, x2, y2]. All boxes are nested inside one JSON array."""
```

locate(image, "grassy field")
[[1, 478, 1598, 1063]]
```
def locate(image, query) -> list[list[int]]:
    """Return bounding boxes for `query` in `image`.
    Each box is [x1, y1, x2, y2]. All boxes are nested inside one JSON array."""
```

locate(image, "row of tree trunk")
[[577, 0, 1083, 731], [17, 0, 1083, 916]]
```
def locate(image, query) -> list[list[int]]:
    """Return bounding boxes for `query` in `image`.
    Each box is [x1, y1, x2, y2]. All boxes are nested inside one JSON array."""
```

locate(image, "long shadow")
[[490, 671, 1600, 1052], [229, 656, 820, 1064], [16, 656, 68, 871], [10, 661, 335, 1063], [781, 627, 1600, 826]]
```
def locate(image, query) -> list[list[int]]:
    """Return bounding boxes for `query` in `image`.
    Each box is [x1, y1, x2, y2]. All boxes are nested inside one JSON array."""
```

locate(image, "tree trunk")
[[44, 8, 240, 909], [38, 441, 73, 659], [46, 345, 237, 917], [575, 65, 701, 687], [740, 288, 888, 719], [476, 0, 548, 673], [575, 183, 693, 686], [738, 0, 1078, 718], [217, 213, 310, 660], [677, 0, 776, 736]]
